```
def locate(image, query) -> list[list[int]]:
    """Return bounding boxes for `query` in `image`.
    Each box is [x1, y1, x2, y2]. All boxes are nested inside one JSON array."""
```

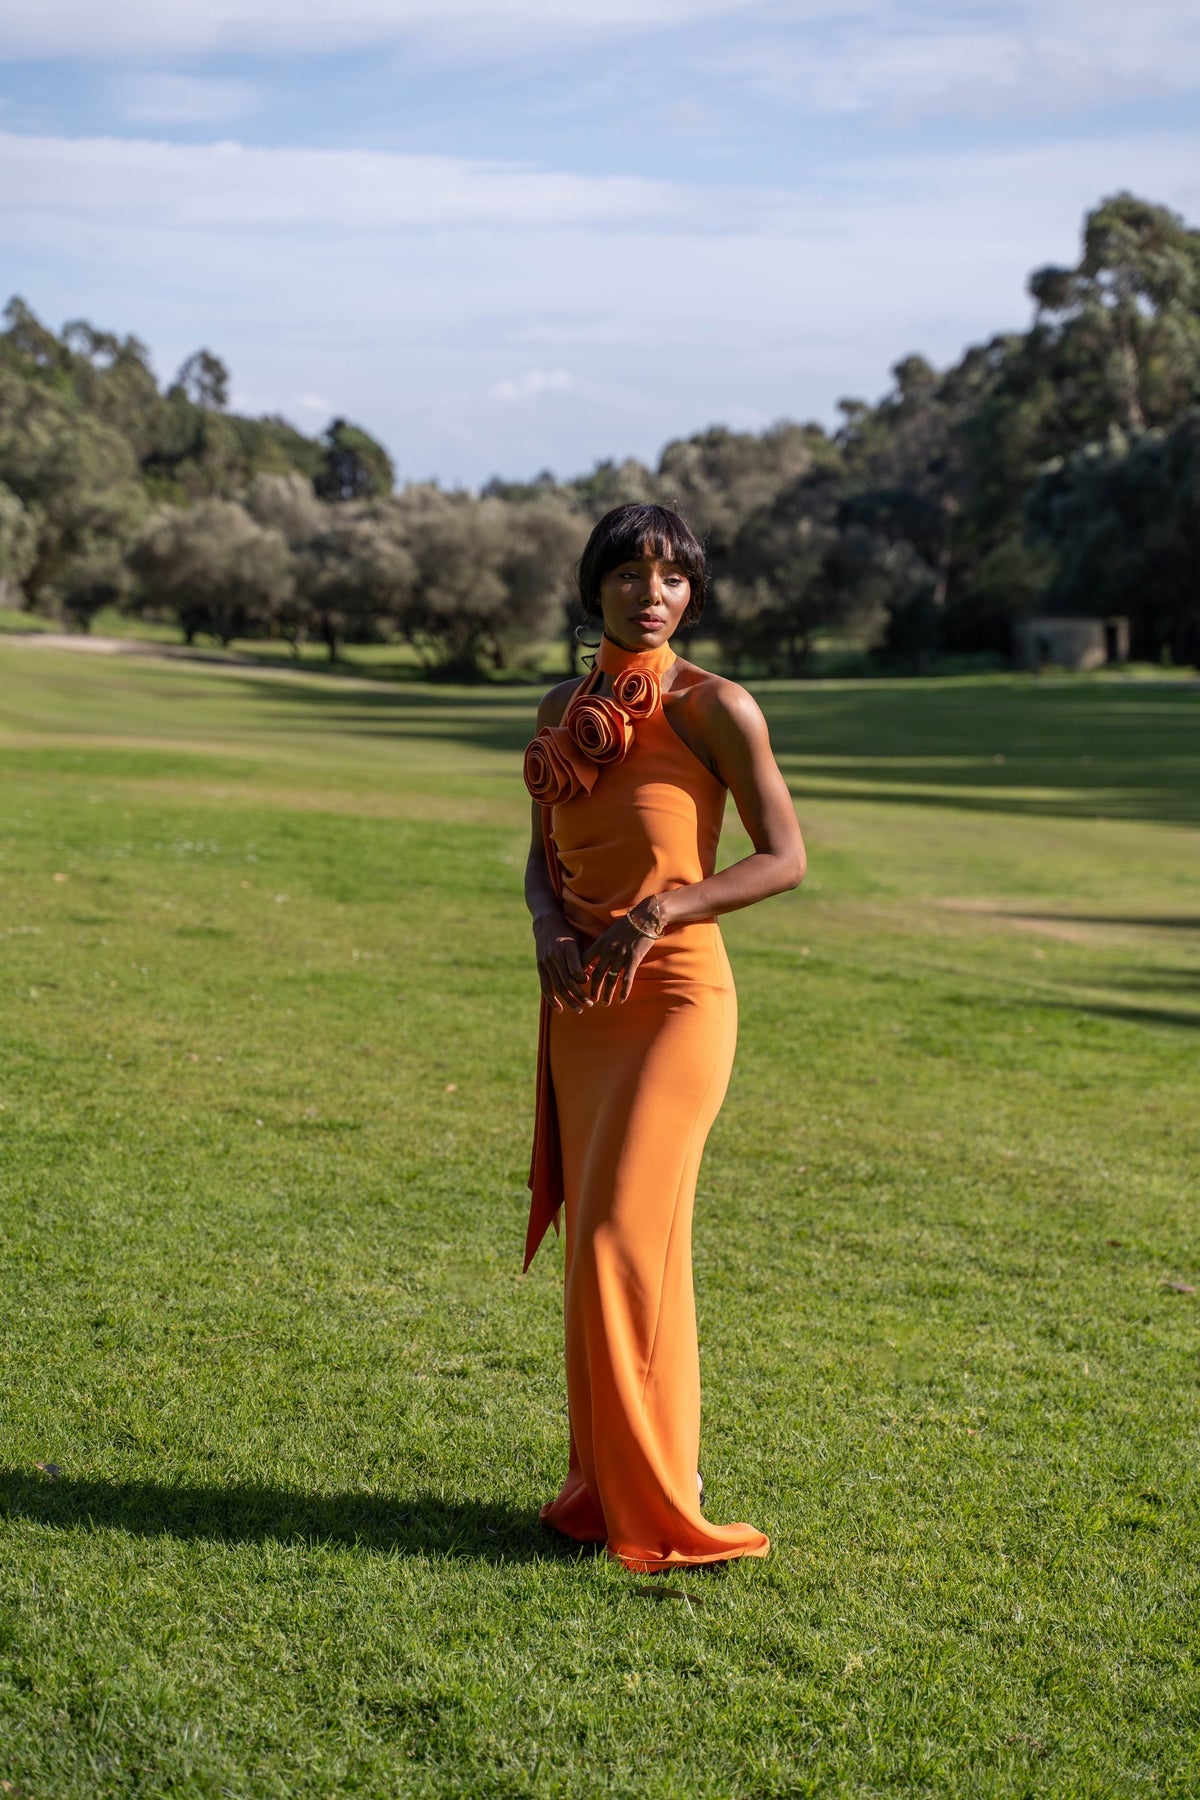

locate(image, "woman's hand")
[[582, 905, 660, 1004], [533, 912, 592, 1014]]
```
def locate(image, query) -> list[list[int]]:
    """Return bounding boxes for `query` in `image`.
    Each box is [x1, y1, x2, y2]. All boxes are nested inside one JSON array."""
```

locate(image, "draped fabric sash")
[[524, 801, 568, 1271]]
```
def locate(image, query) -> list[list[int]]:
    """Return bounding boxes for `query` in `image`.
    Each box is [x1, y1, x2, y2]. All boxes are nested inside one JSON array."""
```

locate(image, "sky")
[[1, 1, 1199, 488]]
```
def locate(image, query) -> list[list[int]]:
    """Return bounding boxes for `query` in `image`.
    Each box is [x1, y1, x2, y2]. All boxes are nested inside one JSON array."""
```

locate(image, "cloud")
[[698, 0, 1200, 119], [3, 124, 1198, 484], [0, 132, 676, 230], [0, 0, 765, 59], [110, 73, 262, 126], [489, 369, 575, 403], [1, 0, 1198, 127]]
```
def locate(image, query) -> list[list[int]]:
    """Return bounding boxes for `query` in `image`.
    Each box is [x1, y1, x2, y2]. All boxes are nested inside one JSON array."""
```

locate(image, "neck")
[[596, 632, 677, 676]]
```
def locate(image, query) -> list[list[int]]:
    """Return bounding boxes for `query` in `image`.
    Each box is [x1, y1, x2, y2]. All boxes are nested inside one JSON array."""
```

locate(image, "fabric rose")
[[567, 695, 634, 765], [611, 667, 662, 719], [523, 725, 599, 806]]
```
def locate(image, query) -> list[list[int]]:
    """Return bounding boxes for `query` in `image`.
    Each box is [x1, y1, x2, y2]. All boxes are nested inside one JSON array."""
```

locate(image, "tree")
[[658, 422, 831, 554], [294, 507, 414, 662], [128, 500, 293, 645], [58, 319, 163, 453], [491, 495, 587, 670], [171, 349, 230, 412], [0, 365, 145, 621], [724, 471, 847, 674], [0, 296, 66, 376], [567, 457, 659, 518], [1025, 409, 1200, 666], [0, 479, 37, 607], [1029, 193, 1200, 435], [387, 487, 583, 676], [245, 470, 325, 543], [315, 419, 395, 502]]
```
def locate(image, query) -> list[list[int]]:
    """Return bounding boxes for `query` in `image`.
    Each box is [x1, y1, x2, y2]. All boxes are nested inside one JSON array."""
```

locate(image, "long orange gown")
[[523, 633, 769, 1573]]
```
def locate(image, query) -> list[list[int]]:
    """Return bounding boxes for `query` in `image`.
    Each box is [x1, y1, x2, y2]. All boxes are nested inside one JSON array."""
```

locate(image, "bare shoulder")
[[671, 663, 768, 742], [536, 675, 586, 730]]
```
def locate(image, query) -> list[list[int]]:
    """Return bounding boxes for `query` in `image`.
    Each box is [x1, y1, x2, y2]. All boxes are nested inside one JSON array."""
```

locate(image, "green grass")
[[1, 644, 1198, 1798], [0, 606, 573, 680]]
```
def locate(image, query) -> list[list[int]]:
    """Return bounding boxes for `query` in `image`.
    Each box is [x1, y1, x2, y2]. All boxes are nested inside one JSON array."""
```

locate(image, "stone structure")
[[1013, 615, 1130, 672]]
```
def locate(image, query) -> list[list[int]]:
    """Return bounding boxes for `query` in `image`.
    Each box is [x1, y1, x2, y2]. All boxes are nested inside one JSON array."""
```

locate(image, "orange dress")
[[523, 634, 769, 1573]]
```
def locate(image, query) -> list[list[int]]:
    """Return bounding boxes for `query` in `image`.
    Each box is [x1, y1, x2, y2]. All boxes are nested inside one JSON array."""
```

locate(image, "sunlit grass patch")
[[1, 644, 1198, 1797]]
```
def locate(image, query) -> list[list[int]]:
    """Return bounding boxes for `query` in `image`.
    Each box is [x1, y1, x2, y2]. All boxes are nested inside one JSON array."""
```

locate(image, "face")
[[597, 548, 691, 651]]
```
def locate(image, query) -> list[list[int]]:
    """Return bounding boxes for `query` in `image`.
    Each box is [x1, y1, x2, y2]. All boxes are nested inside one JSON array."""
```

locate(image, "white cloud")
[[702, 0, 1200, 118], [0, 0, 765, 58], [0, 0, 1197, 125], [0, 132, 676, 230], [489, 369, 575, 403], [295, 392, 333, 413], [110, 73, 262, 126], [3, 125, 1198, 483]]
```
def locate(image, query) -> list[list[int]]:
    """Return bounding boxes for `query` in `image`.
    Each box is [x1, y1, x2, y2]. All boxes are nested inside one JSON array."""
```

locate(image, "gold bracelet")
[[627, 895, 665, 940]]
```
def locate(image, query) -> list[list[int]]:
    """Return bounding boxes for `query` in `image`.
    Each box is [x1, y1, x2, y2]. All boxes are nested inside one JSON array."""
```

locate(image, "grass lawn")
[[0, 644, 1197, 1798]]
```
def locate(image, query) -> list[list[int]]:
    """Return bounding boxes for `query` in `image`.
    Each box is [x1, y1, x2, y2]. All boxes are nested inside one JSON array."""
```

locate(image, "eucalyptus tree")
[[1029, 192, 1200, 436], [1026, 407, 1200, 666], [0, 365, 145, 621], [316, 419, 395, 502], [0, 480, 37, 607], [170, 349, 230, 413]]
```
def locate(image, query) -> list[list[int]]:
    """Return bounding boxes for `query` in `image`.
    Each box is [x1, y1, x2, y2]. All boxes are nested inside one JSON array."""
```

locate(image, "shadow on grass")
[[1106, 968, 1200, 991], [1024, 915, 1200, 931], [0, 1469, 597, 1564], [1045, 998, 1200, 1032], [236, 674, 1200, 828]]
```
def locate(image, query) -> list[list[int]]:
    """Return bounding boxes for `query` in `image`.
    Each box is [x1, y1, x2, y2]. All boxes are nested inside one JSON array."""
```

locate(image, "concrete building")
[[1013, 615, 1130, 672]]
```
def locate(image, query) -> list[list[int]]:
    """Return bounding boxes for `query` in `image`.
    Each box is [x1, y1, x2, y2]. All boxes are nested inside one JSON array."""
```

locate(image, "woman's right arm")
[[524, 682, 593, 1015]]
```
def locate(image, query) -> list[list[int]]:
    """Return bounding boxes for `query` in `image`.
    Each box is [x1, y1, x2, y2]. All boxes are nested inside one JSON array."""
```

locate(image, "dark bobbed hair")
[[578, 503, 707, 628]]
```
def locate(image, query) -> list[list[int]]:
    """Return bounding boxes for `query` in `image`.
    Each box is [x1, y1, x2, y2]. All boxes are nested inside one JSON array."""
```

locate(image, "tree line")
[[1, 190, 1197, 676]]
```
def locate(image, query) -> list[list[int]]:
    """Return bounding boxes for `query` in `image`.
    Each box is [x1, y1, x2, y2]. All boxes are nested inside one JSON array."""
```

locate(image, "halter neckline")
[[596, 633, 677, 677]]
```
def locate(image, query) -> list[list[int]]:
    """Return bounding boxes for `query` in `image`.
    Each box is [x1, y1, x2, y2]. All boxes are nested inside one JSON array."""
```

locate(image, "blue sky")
[[1, 1, 1198, 487]]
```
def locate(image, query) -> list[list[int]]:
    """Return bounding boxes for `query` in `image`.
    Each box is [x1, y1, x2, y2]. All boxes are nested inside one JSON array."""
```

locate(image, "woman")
[[523, 502, 805, 1572]]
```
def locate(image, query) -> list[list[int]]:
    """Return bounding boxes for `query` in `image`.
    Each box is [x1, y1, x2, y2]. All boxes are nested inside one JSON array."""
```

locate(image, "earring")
[[574, 619, 602, 670]]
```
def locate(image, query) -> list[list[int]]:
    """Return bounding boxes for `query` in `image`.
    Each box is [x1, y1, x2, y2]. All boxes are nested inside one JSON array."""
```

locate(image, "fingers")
[[560, 941, 588, 999], [537, 970, 564, 1013], [559, 950, 592, 1012], [542, 949, 591, 1012], [597, 962, 623, 1006], [536, 928, 593, 1013], [589, 951, 629, 1005], [549, 923, 650, 1008]]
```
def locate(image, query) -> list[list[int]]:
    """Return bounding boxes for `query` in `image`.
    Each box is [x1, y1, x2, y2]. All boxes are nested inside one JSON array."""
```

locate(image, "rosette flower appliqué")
[[522, 639, 673, 807], [567, 694, 633, 765], [611, 666, 661, 719], [523, 726, 598, 807]]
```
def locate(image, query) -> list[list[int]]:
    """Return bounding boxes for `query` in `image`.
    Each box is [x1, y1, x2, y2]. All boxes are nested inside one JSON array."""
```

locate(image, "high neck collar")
[[596, 632, 677, 677]]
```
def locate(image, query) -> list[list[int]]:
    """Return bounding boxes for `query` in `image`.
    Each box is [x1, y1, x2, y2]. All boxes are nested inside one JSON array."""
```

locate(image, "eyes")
[[614, 567, 687, 587]]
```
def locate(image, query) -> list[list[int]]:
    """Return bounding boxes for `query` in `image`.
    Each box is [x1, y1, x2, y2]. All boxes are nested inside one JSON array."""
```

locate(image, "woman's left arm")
[[658, 682, 805, 927]]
